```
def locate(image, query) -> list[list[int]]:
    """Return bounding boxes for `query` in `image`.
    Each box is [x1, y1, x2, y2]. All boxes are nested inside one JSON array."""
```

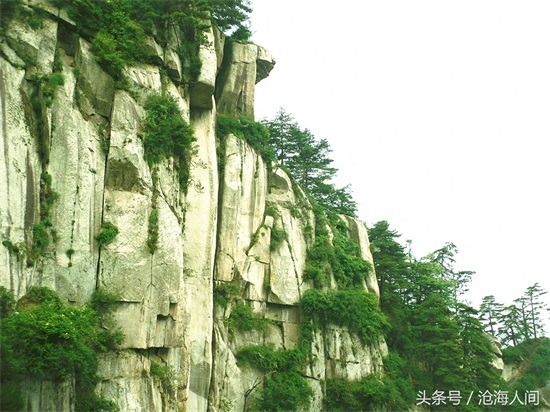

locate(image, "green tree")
[[262, 109, 357, 215], [497, 304, 524, 347], [262, 108, 300, 165], [425, 242, 474, 308], [207, 0, 252, 36], [523, 283, 548, 339], [479, 295, 504, 337], [368, 221, 412, 351], [456, 303, 503, 392], [409, 294, 465, 391]]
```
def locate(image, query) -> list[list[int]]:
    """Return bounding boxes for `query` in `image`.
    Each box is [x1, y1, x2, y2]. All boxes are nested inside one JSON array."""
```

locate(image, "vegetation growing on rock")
[[47, 0, 253, 84], [95, 222, 119, 247], [0, 287, 123, 411], [142, 93, 196, 193]]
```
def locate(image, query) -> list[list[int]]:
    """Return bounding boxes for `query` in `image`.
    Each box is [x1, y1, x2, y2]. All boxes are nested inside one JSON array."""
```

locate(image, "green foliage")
[[264, 205, 279, 218], [304, 204, 372, 289], [142, 93, 196, 193], [91, 30, 129, 82], [28, 16, 43, 30], [214, 282, 241, 308], [88, 289, 119, 318], [48, 72, 65, 88], [229, 302, 270, 333], [0, 286, 16, 319], [269, 226, 288, 251], [39, 172, 58, 224], [332, 234, 373, 288], [290, 206, 301, 218], [0, 380, 24, 411], [229, 26, 252, 42], [237, 345, 311, 411], [304, 205, 333, 288], [39, 73, 65, 107], [0, 0, 23, 28], [301, 289, 389, 345], [147, 208, 159, 254], [54, 0, 252, 83], [0, 287, 122, 411], [503, 338, 550, 390], [56, 0, 149, 82], [326, 374, 409, 412], [23, 172, 59, 265], [150, 360, 176, 395], [259, 370, 312, 412], [237, 345, 304, 373], [262, 108, 357, 215], [53, 48, 64, 72], [95, 222, 119, 247], [2, 240, 27, 262], [32, 221, 50, 253], [208, 0, 252, 36], [517, 338, 550, 389], [216, 115, 275, 165]]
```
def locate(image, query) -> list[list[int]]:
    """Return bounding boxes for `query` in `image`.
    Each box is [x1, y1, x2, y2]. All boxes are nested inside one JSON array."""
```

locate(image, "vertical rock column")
[[215, 42, 275, 118], [181, 25, 221, 411]]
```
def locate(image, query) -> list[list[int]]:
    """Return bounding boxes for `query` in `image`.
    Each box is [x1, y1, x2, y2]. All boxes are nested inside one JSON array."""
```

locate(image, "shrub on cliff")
[[301, 288, 389, 345], [142, 93, 196, 193], [216, 115, 275, 166], [0, 287, 123, 411]]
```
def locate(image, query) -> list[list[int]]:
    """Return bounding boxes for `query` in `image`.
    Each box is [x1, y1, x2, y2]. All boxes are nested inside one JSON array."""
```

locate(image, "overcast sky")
[[249, 1, 550, 314]]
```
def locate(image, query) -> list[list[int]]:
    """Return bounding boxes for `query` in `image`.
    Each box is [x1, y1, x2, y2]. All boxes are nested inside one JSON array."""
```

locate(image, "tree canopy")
[[262, 108, 357, 216]]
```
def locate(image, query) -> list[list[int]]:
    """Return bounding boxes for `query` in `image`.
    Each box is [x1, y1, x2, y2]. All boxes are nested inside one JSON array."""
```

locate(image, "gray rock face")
[[1, 7, 386, 412], [215, 42, 275, 118]]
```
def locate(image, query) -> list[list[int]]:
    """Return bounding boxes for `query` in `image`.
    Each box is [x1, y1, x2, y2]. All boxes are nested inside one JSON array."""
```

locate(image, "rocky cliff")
[[0, 2, 387, 411]]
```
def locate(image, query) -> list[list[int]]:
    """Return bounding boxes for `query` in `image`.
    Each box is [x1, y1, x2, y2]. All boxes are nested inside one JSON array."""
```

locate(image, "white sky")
[[249, 0, 550, 315]]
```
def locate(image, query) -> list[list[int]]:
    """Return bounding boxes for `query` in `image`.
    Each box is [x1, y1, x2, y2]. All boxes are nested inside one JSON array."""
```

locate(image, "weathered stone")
[[44, 51, 105, 304], [0, 56, 42, 298], [212, 26, 225, 72], [190, 26, 217, 109], [97, 350, 178, 412], [143, 36, 164, 66], [19, 377, 74, 412], [0, 41, 26, 68], [125, 64, 162, 92], [341, 215, 380, 296], [182, 107, 220, 410], [4, 16, 57, 73], [214, 134, 267, 282], [76, 38, 115, 118], [215, 41, 275, 118], [165, 48, 182, 83], [256, 45, 276, 84]]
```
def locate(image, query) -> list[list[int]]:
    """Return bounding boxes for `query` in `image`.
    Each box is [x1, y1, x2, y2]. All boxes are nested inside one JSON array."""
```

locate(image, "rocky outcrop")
[[0, 4, 385, 411], [215, 41, 275, 118]]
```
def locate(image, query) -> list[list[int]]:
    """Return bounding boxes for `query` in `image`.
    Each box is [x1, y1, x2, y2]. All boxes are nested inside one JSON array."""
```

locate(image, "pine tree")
[[523, 283, 548, 339], [498, 304, 523, 347], [262, 108, 357, 215], [425, 242, 473, 308], [409, 294, 464, 391], [368, 221, 412, 351], [514, 296, 533, 340], [479, 295, 504, 337], [456, 303, 503, 392], [263, 108, 299, 166]]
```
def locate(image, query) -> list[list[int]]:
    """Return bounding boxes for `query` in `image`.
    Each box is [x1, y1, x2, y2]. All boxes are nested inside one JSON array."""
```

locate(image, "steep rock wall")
[[1, 3, 386, 411], [208, 138, 387, 411]]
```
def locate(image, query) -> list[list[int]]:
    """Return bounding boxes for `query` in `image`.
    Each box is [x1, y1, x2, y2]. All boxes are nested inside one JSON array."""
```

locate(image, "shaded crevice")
[[94, 100, 114, 289]]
